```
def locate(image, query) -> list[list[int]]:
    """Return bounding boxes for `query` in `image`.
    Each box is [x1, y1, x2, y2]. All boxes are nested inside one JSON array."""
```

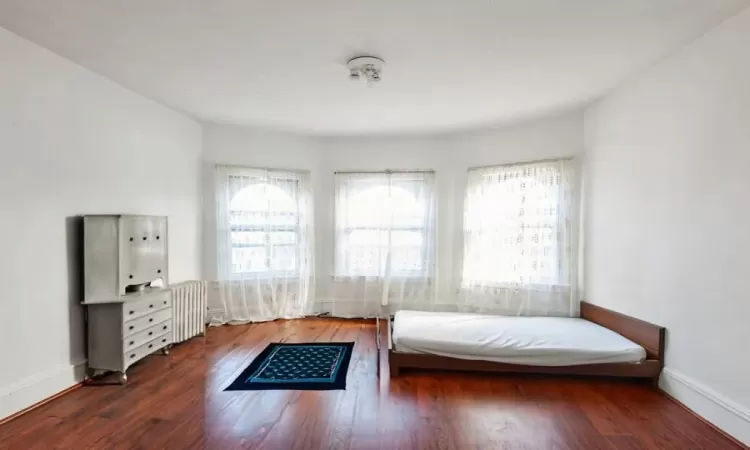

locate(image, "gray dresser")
[[83, 215, 173, 384]]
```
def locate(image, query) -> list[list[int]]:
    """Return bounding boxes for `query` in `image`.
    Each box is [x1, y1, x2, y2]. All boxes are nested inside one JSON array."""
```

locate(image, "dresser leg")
[[118, 372, 128, 385], [161, 347, 170, 356]]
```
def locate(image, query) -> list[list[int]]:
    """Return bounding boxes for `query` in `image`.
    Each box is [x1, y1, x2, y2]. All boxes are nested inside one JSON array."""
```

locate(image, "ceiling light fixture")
[[347, 56, 384, 86]]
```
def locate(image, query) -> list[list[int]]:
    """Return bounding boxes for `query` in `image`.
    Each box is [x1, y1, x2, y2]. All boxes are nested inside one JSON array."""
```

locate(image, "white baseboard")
[[660, 368, 750, 446], [0, 361, 87, 421]]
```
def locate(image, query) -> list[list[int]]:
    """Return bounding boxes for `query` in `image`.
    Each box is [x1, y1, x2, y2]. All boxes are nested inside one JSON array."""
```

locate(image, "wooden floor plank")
[[0, 318, 743, 449]]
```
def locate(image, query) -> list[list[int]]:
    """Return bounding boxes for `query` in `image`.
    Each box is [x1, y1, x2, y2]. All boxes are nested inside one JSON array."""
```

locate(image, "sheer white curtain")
[[320, 171, 437, 317], [458, 158, 579, 317], [211, 165, 315, 324]]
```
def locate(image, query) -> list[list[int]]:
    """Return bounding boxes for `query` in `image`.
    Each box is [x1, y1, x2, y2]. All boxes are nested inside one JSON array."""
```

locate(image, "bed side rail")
[[581, 301, 665, 363]]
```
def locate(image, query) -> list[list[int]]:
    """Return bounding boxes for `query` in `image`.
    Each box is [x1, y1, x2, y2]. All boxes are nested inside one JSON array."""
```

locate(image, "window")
[[334, 171, 436, 278], [461, 159, 576, 287], [220, 168, 311, 277]]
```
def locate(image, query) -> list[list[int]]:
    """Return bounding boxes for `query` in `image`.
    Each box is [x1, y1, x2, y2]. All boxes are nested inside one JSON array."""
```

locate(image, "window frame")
[[227, 173, 302, 279], [460, 159, 574, 289], [333, 171, 435, 279]]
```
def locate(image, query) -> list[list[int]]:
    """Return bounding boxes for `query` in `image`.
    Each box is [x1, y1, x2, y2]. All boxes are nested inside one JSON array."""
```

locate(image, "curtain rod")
[[334, 169, 435, 174], [467, 156, 575, 172], [215, 163, 310, 174]]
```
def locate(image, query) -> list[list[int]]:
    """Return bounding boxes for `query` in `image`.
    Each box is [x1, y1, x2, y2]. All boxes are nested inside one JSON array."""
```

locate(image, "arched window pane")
[[229, 183, 297, 228], [347, 186, 424, 228], [230, 184, 296, 212]]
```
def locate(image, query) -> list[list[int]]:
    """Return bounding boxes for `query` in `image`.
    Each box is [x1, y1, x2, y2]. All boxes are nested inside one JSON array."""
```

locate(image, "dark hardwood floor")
[[0, 336, 206, 450], [0, 319, 743, 449]]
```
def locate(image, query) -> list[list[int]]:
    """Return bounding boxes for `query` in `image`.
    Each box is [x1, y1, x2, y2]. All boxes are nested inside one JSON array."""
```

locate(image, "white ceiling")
[[1, 0, 747, 135]]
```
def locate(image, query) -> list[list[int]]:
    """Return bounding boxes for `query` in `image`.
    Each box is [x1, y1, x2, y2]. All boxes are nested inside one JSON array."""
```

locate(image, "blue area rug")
[[225, 342, 354, 391]]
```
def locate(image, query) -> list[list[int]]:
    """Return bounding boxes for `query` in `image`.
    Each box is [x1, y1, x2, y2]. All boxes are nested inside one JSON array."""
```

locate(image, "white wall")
[[584, 8, 750, 445], [0, 27, 202, 419], [201, 114, 583, 306]]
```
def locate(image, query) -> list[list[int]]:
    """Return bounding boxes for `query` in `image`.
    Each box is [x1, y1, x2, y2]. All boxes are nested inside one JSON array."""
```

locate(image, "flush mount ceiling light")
[[347, 56, 384, 86]]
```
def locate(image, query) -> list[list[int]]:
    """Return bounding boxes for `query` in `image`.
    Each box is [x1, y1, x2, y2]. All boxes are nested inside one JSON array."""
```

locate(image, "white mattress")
[[392, 310, 646, 366]]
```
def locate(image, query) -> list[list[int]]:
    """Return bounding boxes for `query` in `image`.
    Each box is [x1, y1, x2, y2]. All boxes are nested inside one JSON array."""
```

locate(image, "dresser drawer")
[[123, 320, 172, 352], [122, 290, 172, 321], [123, 334, 172, 367], [123, 308, 172, 337]]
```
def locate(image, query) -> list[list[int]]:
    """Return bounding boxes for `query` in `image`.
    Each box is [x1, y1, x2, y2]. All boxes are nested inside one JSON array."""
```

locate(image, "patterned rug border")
[[224, 342, 355, 391]]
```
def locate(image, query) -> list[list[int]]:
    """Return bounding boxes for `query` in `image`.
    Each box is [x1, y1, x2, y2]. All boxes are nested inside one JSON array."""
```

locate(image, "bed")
[[383, 302, 665, 385]]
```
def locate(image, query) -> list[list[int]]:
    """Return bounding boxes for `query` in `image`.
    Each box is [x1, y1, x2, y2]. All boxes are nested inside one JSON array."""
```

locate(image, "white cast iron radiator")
[[171, 280, 207, 344]]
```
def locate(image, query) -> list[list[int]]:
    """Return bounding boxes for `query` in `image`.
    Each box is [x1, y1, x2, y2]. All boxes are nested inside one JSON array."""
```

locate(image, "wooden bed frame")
[[384, 302, 666, 385]]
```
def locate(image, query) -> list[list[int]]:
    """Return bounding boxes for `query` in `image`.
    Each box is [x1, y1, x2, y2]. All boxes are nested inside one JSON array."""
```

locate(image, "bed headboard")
[[580, 302, 666, 363]]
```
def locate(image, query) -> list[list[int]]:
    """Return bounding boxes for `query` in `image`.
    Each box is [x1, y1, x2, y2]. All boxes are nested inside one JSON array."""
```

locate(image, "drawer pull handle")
[[149, 318, 153, 323], [129, 341, 134, 346], [129, 237, 134, 242], [130, 354, 135, 359], [157, 269, 162, 274], [129, 325, 134, 330], [162, 339, 166, 343], [129, 275, 133, 279], [142, 236, 147, 241], [148, 332, 153, 336], [129, 311, 134, 315], [163, 325, 167, 330], [149, 304, 154, 308], [163, 301, 167, 305], [148, 344, 153, 349]]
